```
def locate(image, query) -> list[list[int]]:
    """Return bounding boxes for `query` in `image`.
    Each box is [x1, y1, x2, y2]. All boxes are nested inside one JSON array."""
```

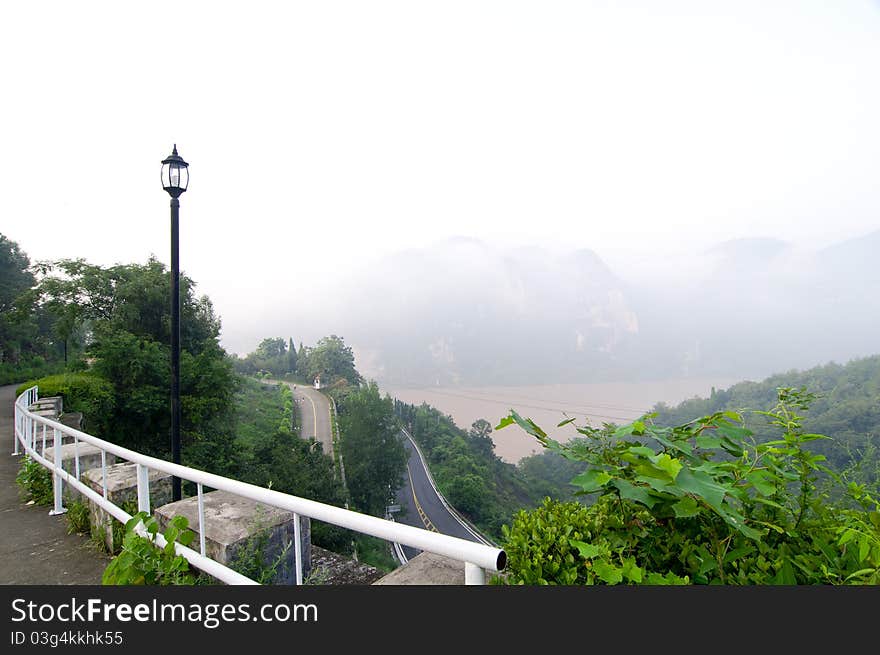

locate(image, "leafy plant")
[[279, 383, 294, 434], [496, 387, 880, 585], [229, 516, 292, 585], [65, 500, 91, 536], [15, 455, 53, 505], [16, 373, 114, 437], [102, 512, 196, 585], [101, 499, 140, 554]]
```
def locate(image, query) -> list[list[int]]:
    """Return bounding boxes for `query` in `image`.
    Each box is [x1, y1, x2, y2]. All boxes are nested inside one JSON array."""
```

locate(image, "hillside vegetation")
[[651, 355, 880, 491], [494, 357, 880, 585]]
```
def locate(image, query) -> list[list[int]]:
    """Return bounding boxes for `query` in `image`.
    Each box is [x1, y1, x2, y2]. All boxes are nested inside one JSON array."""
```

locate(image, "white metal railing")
[[12, 386, 506, 585]]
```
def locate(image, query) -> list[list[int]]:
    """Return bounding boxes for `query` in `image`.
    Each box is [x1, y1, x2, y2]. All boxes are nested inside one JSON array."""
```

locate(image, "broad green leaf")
[[510, 411, 547, 439], [772, 559, 797, 585], [570, 469, 612, 493], [751, 497, 785, 510], [721, 511, 763, 540], [746, 470, 776, 496], [612, 479, 657, 508], [675, 467, 727, 509], [715, 422, 751, 442], [623, 446, 656, 459], [650, 453, 683, 480], [494, 416, 515, 430], [844, 568, 877, 582], [593, 561, 623, 585], [653, 433, 694, 457], [634, 475, 679, 495], [695, 434, 723, 450], [569, 540, 601, 559], [621, 558, 643, 583], [634, 461, 673, 480], [696, 546, 717, 575], [723, 544, 755, 564], [673, 497, 700, 518]]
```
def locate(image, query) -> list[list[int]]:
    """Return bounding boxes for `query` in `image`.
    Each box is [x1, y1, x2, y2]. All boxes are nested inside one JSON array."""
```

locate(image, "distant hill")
[[334, 238, 640, 385], [326, 231, 880, 387], [651, 354, 880, 484]]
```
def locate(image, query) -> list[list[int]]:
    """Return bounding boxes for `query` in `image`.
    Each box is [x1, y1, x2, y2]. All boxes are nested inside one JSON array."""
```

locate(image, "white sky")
[[2, 1, 879, 354]]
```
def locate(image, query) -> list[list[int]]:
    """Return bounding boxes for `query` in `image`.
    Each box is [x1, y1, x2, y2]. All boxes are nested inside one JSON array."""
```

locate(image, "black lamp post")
[[161, 144, 189, 501]]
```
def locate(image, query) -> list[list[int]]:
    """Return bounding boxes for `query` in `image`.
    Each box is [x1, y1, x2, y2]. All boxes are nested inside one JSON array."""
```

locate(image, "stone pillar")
[[42, 443, 116, 500], [154, 490, 311, 585], [82, 462, 173, 552]]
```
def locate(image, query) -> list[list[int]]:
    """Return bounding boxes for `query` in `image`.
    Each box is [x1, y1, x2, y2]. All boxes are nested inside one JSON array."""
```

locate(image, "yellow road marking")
[[407, 463, 437, 532], [303, 390, 318, 440]]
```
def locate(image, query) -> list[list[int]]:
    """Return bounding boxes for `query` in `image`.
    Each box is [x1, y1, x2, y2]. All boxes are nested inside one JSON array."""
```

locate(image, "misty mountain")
[[331, 237, 640, 386], [324, 232, 879, 387]]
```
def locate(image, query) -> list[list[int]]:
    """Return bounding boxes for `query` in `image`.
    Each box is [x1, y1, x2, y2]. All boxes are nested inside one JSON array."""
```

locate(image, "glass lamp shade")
[[161, 145, 189, 197]]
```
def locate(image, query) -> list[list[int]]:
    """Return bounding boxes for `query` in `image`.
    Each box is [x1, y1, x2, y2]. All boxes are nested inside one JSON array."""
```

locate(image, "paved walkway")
[[0, 384, 109, 584]]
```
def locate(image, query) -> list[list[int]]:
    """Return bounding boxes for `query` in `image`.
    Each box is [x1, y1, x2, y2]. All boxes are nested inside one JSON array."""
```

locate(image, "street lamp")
[[161, 144, 189, 501]]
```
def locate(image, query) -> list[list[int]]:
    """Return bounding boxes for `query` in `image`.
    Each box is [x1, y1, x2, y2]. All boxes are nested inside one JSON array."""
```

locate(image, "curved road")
[[392, 428, 491, 562], [287, 383, 334, 459], [280, 381, 491, 563]]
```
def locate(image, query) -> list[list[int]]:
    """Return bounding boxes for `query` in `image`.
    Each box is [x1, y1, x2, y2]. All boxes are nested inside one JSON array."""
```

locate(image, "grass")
[[233, 376, 287, 447]]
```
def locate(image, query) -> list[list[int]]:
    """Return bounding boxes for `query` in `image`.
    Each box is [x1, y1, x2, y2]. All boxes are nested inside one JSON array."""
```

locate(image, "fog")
[[239, 229, 880, 388], [2, 1, 878, 388]]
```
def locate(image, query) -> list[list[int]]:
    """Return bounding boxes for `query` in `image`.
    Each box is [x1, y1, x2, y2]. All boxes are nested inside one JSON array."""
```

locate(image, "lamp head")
[[161, 144, 189, 198]]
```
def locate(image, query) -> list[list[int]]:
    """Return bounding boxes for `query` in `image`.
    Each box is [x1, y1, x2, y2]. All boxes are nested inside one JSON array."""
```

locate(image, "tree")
[[30, 257, 237, 471], [287, 337, 297, 374], [302, 335, 362, 386], [337, 381, 406, 516], [256, 337, 287, 360], [231, 336, 297, 377], [0, 234, 34, 314], [468, 419, 496, 459], [0, 234, 64, 383]]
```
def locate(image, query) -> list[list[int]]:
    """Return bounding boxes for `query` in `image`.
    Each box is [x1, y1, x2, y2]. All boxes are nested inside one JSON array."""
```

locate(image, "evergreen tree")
[[288, 336, 297, 373]]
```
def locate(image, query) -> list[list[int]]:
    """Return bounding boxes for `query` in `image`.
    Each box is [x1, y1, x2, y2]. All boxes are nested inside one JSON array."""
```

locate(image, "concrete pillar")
[[82, 462, 173, 552], [154, 490, 311, 585], [43, 443, 116, 500]]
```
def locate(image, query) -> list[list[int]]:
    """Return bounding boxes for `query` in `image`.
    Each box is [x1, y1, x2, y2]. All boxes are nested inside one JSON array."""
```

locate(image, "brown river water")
[[382, 378, 738, 464]]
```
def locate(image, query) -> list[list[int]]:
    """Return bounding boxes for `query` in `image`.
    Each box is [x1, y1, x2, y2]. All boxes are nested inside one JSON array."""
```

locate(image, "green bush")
[[498, 498, 595, 585], [229, 523, 292, 584], [65, 500, 91, 536], [15, 455, 53, 505], [17, 373, 114, 437], [102, 512, 196, 585], [497, 387, 880, 585], [0, 356, 64, 387]]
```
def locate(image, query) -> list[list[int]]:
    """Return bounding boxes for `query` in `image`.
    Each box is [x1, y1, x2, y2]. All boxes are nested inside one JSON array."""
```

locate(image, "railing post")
[[101, 450, 108, 499], [12, 410, 19, 455], [49, 428, 66, 516], [74, 435, 80, 481], [136, 464, 150, 514], [465, 562, 485, 585], [197, 484, 206, 557], [294, 512, 303, 585]]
